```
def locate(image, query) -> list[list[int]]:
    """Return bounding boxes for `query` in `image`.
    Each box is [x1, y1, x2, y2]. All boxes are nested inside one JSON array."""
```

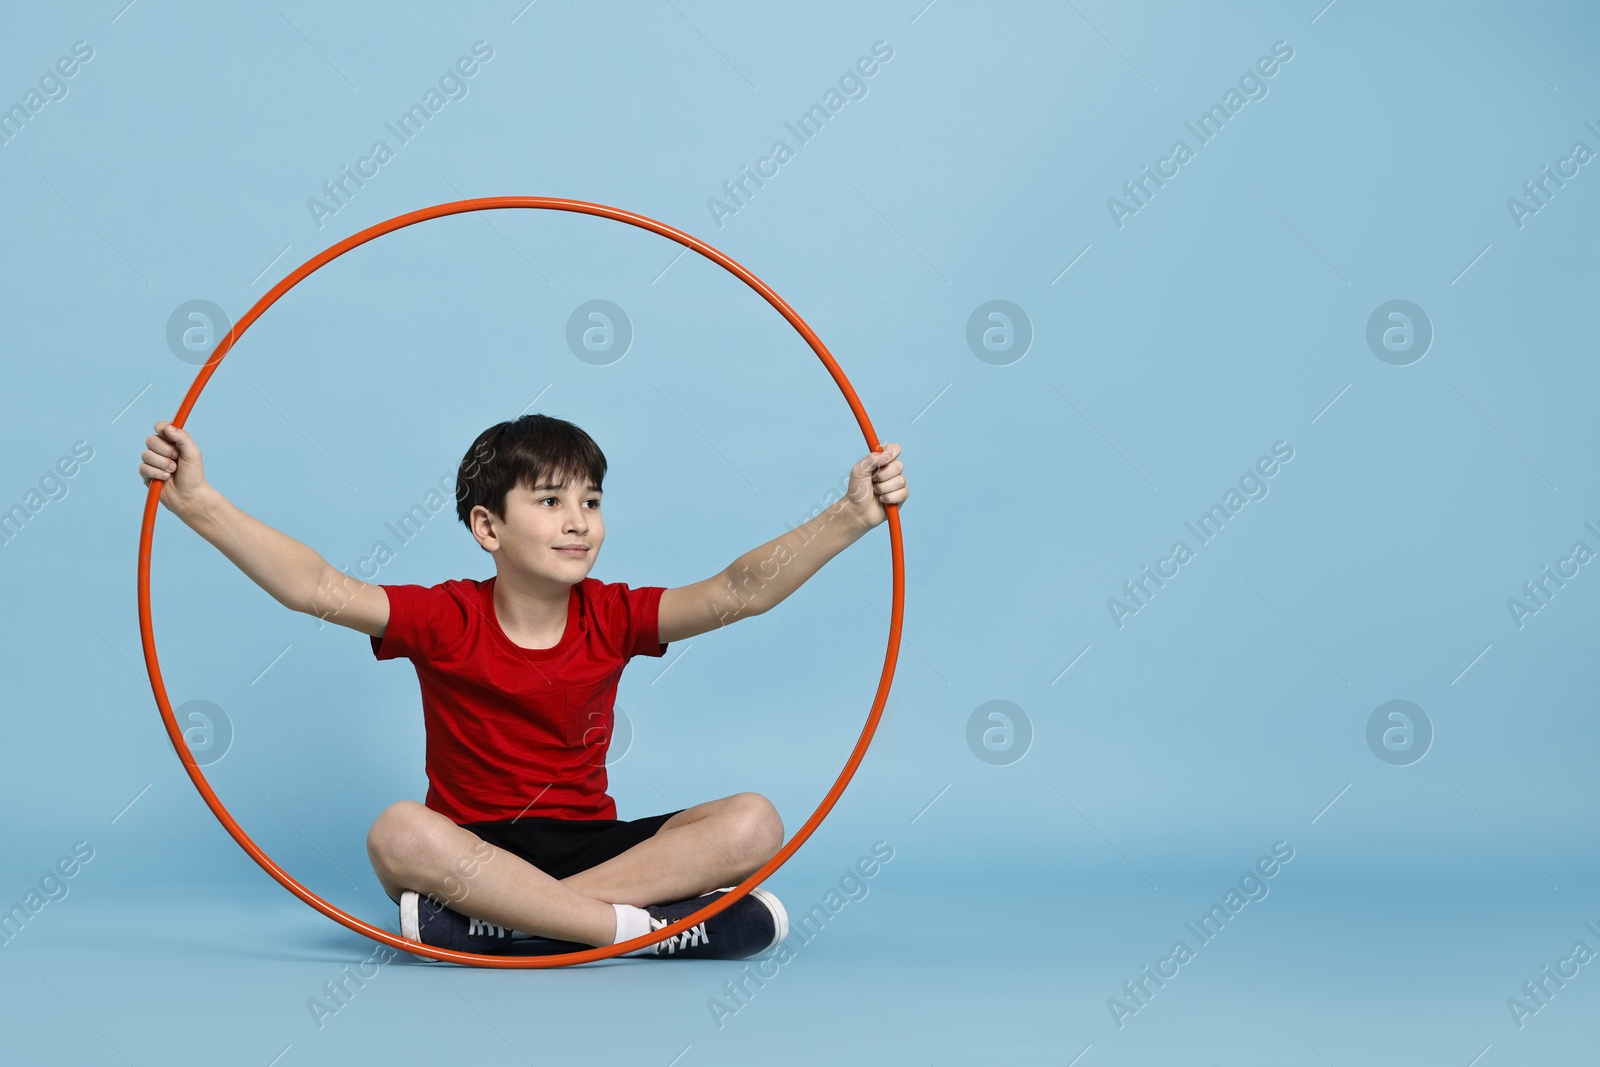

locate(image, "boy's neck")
[[491, 570, 575, 649]]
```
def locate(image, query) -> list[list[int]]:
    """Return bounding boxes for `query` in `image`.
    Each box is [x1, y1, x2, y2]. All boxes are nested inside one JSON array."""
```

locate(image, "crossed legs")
[[366, 792, 784, 947]]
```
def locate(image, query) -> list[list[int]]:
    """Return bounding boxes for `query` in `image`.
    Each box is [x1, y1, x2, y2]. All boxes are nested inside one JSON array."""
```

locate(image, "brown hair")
[[454, 413, 607, 529]]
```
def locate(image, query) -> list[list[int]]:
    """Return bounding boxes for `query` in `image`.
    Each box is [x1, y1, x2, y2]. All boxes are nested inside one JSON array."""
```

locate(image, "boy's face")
[[475, 470, 604, 585]]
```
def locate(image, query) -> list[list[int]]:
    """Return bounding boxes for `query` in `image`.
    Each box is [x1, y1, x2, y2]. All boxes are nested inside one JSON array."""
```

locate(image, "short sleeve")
[[369, 583, 471, 663], [595, 581, 668, 659]]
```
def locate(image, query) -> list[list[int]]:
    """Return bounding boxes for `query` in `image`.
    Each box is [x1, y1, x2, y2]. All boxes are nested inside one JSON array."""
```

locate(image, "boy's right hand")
[[140, 420, 210, 514]]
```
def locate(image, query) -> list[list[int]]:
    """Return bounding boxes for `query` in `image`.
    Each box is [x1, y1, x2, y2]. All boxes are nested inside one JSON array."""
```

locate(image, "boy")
[[139, 413, 908, 961]]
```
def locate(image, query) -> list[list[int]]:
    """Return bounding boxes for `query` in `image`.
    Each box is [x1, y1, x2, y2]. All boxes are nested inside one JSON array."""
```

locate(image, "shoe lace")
[[468, 917, 509, 938], [650, 916, 710, 954]]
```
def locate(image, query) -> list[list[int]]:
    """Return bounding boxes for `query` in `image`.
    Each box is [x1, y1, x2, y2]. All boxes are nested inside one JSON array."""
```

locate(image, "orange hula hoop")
[[136, 196, 906, 967]]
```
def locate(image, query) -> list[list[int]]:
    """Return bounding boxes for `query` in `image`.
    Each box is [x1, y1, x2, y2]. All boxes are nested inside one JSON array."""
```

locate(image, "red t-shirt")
[[369, 575, 668, 824]]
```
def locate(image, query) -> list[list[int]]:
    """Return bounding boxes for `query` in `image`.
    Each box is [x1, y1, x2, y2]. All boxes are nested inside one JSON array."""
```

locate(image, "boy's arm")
[[140, 420, 390, 637], [657, 443, 907, 643]]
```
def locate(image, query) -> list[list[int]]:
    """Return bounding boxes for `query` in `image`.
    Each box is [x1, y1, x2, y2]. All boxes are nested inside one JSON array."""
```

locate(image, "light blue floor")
[[6, 788, 1598, 1064]]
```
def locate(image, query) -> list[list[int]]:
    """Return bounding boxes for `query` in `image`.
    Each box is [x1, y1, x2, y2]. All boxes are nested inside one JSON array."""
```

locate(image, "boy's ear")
[[468, 505, 500, 552]]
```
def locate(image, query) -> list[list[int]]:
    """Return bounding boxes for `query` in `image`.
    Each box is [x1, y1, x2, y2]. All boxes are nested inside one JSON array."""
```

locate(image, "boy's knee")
[[727, 792, 784, 863], [366, 800, 432, 869]]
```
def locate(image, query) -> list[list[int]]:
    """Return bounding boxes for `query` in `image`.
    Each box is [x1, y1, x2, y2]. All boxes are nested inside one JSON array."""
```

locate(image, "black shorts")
[[462, 809, 685, 881]]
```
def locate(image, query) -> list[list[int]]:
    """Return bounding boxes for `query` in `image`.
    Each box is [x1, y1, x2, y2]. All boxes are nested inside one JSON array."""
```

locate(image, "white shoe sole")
[[398, 890, 439, 962], [752, 887, 789, 949]]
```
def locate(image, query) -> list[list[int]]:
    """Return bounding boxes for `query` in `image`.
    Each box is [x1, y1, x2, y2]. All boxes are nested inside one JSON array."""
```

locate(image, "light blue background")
[[2, 1, 1597, 1063]]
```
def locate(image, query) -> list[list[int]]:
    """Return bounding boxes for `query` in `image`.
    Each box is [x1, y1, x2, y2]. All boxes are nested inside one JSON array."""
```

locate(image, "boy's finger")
[[164, 426, 198, 456]]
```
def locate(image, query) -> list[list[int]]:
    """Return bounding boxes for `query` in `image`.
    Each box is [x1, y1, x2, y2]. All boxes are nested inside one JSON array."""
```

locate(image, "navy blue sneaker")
[[643, 887, 788, 960], [399, 890, 515, 961]]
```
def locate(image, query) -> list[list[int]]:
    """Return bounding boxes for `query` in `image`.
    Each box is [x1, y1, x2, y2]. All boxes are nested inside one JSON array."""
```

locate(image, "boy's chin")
[[498, 560, 591, 586]]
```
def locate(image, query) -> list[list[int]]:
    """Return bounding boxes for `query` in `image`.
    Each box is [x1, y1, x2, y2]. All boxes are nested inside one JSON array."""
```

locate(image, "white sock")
[[612, 903, 653, 945]]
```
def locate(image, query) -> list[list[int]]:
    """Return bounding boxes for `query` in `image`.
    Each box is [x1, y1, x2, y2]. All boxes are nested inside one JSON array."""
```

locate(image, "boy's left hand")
[[844, 442, 908, 530]]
